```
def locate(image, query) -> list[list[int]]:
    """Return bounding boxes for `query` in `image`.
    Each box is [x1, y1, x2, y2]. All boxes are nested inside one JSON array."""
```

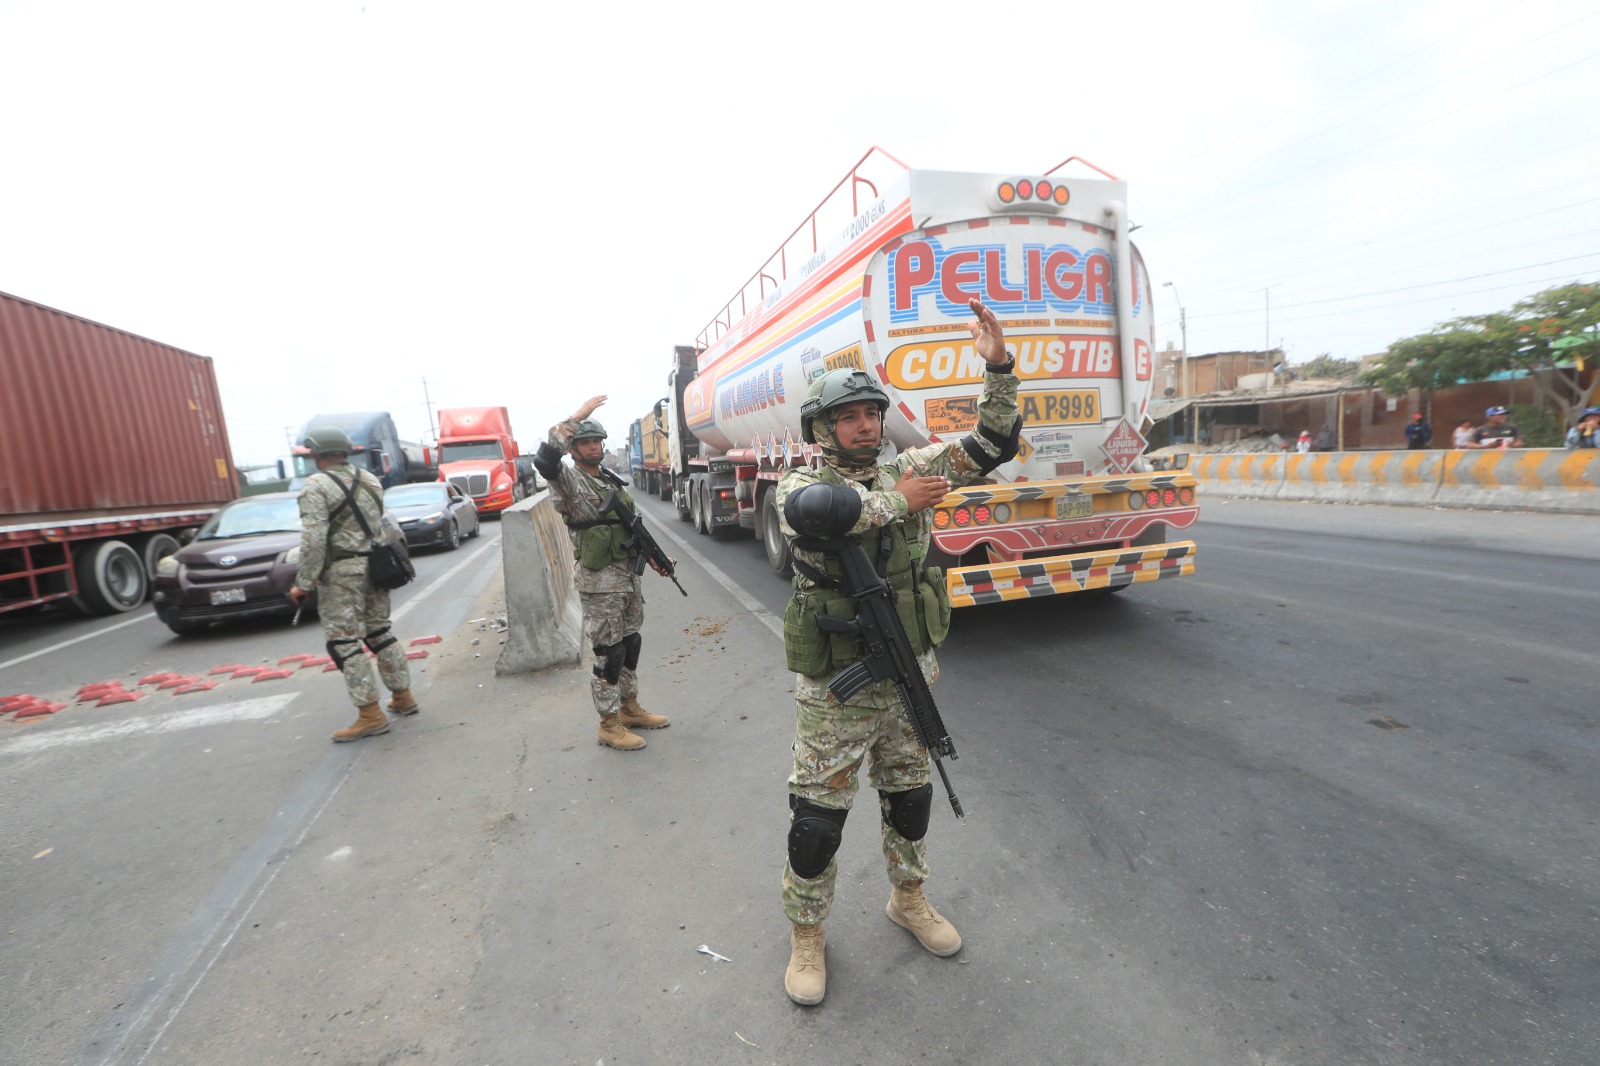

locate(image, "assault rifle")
[[598, 471, 687, 596], [786, 483, 964, 820]]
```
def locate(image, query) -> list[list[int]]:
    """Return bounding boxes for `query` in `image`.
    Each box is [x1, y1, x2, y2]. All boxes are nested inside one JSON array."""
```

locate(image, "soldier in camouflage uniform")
[[777, 298, 1019, 1006], [289, 426, 416, 743], [532, 396, 671, 752]]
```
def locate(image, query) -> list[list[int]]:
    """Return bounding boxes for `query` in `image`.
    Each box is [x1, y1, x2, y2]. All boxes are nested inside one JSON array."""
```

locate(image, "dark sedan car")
[[385, 482, 480, 551], [152, 491, 401, 635]]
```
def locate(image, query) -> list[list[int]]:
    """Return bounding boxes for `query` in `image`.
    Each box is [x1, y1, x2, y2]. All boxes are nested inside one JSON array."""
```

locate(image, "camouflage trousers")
[[782, 676, 933, 926], [317, 558, 411, 708], [579, 586, 644, 717]]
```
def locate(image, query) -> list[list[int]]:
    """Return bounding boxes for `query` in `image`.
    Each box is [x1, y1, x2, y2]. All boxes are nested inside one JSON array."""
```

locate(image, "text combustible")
[[885, 335, 1150, 389], [888, 238, 1131, 324]]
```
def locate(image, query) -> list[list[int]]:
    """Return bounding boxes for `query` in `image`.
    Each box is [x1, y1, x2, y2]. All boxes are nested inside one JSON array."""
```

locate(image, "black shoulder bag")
[[326, 472, 415, 591]]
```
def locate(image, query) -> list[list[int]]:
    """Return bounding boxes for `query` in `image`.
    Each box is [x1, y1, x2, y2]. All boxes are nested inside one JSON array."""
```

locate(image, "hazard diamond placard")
[[1100, 419, 1147, 473]]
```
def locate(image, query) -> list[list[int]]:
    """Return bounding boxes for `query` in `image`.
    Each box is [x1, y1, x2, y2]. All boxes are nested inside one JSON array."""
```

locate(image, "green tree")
[[1360, 281, 1600, 426], [1297, 353, 1360, 380]]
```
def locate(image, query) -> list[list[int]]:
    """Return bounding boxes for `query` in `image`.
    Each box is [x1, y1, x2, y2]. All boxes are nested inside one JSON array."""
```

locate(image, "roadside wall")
[[1191, 448, 1600, 514], [495, 491, 582, 674]]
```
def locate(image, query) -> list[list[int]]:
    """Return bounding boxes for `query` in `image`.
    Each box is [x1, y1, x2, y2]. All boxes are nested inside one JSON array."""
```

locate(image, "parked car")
[[384, 481, 480, 550], [152, 491, 401, 635]]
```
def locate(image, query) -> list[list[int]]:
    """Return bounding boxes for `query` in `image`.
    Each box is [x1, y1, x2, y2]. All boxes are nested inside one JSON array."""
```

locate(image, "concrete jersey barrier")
[[495, 490, 583, 674], [1191, 448, 1600, 514]]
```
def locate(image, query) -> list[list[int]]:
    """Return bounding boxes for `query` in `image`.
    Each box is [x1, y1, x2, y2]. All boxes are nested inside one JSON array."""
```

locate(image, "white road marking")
[[0, 693, 296, 756], [0, 610, 155, 673], [391, 535, 501, 624], [648, 519, 785, 640]]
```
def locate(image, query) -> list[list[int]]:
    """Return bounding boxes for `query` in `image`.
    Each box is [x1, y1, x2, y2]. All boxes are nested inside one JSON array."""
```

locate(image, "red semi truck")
[[0, 290, 238, 615], [436, 406, 537, 514]]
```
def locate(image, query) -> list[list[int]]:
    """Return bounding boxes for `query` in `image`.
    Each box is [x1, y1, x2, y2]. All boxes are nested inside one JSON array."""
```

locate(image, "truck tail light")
[[933, 509, 951, 529], [1179, 486, 1195, 505], [1126, 491, 1144, 510], [953, 507, 972, 527], [973, 505, 991, 525], [1162, 488, 1178, 507], [1145, 489, 1162, 509]]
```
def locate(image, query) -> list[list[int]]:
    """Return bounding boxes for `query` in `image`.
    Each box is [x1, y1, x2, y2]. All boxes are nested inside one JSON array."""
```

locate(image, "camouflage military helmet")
[[302, 425, 354, 457], [571, 418, 607, 442], [800, 369, 890, 443]]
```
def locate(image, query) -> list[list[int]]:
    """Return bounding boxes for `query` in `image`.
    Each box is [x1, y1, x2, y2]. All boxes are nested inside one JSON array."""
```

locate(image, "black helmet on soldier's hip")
[[303, 426, 354, 457], [800, 369, 890, 444], [571, 419, 607, 442]]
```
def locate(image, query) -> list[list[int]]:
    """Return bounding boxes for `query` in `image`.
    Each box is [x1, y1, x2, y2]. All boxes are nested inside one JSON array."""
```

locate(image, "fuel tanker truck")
[[657, 148, 1197, 607]]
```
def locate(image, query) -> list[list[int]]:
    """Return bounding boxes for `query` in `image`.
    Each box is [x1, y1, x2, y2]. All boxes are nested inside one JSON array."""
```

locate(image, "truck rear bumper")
[[947, 541, 1196, 607]]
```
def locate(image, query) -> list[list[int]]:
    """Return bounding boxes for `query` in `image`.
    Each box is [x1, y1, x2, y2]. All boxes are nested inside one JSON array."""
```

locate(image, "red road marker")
[[77, 685, 126, 703], [158, 676, 199, 690], [297, 657, 332, 670], [97, 691, 146, 707], [138, 673, 179, 686], [173, 681, 219, 695], [404, 650, 429, 661], [229, 666, 269, 678], [76, 681, 124, 696], [251, 669, 295, 683], [2, 694, 40, 712], [208, 664, 246, 676], [277, 654, 316, 665], [323, 662, 341, 672], [15, 701, 64, 719], [409, 635, 442, 646]]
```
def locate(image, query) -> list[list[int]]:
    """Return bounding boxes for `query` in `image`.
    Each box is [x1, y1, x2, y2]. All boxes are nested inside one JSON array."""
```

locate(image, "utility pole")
[[1253, 284, 1280, 389], [421, 377, 438, 443], [1164, 281, 1190, 441]]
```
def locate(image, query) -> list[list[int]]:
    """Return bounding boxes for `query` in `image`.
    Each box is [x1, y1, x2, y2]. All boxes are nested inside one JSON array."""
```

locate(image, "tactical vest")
[[565, 475, 636, 571], [783, 467, 952, 678]]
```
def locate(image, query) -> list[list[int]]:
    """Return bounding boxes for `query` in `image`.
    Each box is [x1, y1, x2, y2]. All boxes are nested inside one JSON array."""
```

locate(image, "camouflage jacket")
[[295, 463, 386, 589], [775, 367, 1020, 695], [544, 419, 640, 595]]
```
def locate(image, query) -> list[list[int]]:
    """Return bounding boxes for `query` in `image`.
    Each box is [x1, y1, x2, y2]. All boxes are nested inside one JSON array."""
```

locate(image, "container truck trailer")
[[0, 290, 238, 615], [627, 405, 672, 500], [657, 148, 1197, 606]]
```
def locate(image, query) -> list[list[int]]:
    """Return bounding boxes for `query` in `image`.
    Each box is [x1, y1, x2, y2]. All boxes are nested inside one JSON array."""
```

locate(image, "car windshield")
[[385, 485, 448, 506], [199, 498, 303, 539], [440, 441, 502, 462]]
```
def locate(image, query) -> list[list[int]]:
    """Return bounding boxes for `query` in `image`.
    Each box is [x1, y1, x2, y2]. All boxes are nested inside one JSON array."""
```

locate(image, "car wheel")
[[512, 482, 526, 504], [467, 513, 481, 538], [446, 520, 461, 551], [74, 539, 148, 614], [138, 532, 182, 582]]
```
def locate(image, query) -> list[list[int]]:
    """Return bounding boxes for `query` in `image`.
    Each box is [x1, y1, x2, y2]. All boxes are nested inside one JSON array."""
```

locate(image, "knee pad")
[[879, 784, 933, 841], [592, 640, 627, 685], [363, 627, 398, 654], [326, 637, 363, 671], [788, 795, 849, 880], [622, 631, 642, 670]]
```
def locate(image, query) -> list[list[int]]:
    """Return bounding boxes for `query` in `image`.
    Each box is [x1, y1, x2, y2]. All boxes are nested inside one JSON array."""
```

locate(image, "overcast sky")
[[2, 0, 1595, 467]]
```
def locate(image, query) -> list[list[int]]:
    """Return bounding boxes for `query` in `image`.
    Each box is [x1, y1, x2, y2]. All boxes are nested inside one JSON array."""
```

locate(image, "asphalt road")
[[2, 497, 1595, 1065]]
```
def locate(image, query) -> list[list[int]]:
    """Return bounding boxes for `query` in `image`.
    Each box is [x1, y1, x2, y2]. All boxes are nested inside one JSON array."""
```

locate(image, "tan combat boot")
[[886, 880, 961, 956], [618, 695, 669, 730], [332, 702, 391, 743], [386, 689, 419, 716], [597, 714, 646, 751], [784, 922, 826, 1006]]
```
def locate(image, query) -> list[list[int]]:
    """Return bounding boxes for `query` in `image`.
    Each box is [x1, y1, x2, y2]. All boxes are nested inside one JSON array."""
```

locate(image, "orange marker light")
[[933, 509, 951, 529], [1053, 185, 1070, 205], [1179, 487, 1195, 505], [998, 182, 1016, 204]]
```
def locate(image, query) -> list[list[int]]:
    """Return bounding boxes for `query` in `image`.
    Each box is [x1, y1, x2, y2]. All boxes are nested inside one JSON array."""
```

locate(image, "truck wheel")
[[659, 475, 672, 502], [675, 482, 691, 522], [138, 532, 182, 581], [75, 539, 148, 614], [760, 489, 792, 576], [512, 483, 526, 504], [695, 485, 712, 536]]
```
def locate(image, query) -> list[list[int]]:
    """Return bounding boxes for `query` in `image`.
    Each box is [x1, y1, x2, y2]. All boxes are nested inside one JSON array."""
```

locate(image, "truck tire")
[[695, 484, 712, 536], [760, 488, 792, 576], [137, 532, 182, 581], [675, 481, 691, 522], [75, 539, 148, 614], [659, 475, 672, 502]]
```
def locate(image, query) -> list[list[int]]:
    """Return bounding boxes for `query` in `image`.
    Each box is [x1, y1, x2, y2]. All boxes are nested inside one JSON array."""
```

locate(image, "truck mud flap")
[[947, 541, 1196, 607]]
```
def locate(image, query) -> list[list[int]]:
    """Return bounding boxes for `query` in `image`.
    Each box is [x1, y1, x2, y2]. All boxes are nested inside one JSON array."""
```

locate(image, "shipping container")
[[0, 290, 238, 615]]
